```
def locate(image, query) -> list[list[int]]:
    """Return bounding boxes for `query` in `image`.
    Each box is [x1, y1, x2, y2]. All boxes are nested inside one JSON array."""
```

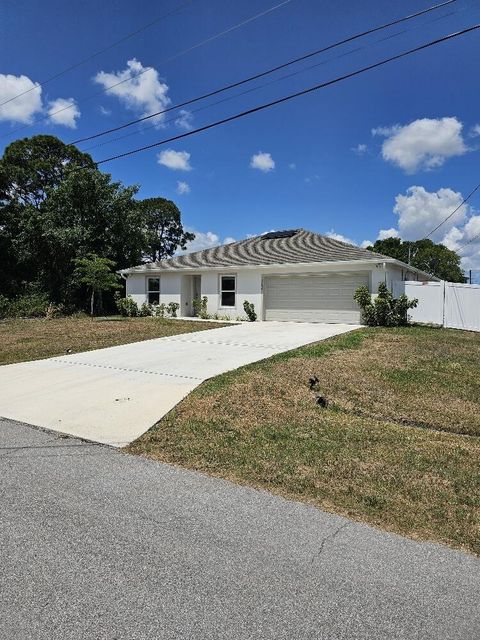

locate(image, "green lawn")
[[0, 316, 225, 365], [128, 326, 480, 555]]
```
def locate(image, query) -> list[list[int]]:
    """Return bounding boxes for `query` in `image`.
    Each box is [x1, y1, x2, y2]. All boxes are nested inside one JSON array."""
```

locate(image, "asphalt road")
[[1, 417, 479, 640]]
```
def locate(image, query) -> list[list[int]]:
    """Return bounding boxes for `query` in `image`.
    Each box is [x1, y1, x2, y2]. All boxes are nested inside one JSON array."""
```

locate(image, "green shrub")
[[9, 292, 50, 318], [0, 295, 10, 319], [354, 282, 418, 327], [153, 303, 167, 318], [243, 300, 257, 322], [139, 302, 153, 317], [114, 293, 139, 317], [167, 302, 180, 318], [193, 296, 210, 319]]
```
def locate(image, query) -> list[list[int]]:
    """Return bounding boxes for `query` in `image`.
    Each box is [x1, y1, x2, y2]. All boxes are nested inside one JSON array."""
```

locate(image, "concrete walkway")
[[1, 417, 479, 640], [0, 322, 357, 446]]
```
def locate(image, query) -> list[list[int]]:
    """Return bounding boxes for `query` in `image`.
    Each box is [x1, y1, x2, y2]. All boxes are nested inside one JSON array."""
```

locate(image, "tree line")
[[0, 135, 194, 314], [0, 134, 466, 317]]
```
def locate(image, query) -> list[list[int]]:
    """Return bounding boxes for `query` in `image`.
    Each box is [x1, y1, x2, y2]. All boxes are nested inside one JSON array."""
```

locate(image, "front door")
[[192, 275, 201, 315]]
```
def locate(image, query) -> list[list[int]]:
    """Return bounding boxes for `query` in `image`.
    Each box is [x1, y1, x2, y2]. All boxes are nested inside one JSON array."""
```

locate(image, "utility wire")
[[0, 0, 292, 140], [80, 2, 468, 153], [87, 24, 479, 167], [0, 0, 194, 108], [425, 182, 480, 238], [70, 0, 458, 146], [460, 230, 480, 248]]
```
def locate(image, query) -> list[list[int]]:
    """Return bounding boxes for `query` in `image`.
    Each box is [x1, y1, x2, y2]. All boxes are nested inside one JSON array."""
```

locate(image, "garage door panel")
[[264, 274, 368, 323]]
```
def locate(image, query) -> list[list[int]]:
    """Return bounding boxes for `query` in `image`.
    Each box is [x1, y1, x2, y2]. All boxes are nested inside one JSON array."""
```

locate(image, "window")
[[220, 275, 236, 307], [147, 277, 160, 304]]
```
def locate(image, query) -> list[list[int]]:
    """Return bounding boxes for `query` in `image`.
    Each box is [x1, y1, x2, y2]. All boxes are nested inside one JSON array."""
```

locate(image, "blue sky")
[[1, 0, 480, 270]]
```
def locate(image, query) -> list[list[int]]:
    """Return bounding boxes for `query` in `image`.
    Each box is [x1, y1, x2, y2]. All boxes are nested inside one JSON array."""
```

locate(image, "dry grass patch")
[[0, 316, 226, 365], [129, 326, 480, 555]]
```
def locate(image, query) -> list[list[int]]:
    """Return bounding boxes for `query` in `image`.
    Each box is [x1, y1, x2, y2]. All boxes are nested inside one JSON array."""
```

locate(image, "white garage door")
[[263, 273, 368, 323]]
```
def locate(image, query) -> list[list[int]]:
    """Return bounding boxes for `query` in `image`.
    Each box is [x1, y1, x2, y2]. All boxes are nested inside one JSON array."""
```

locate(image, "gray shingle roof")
[[124, 229, 387, 272]]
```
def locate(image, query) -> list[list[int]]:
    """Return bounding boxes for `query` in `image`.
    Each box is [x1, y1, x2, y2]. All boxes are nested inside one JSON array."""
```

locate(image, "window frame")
[[147, 277, 160, 305], [219, 274, 236, 308]]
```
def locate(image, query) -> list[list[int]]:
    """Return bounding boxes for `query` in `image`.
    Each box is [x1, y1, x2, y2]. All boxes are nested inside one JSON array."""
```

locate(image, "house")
[[120, 229, 436, 323]]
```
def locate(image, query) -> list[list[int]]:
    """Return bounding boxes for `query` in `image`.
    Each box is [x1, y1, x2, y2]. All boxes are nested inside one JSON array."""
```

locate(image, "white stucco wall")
[[124, 261, 432, 320], [125, 273, 146, 306], [125, 273, 182, 308]]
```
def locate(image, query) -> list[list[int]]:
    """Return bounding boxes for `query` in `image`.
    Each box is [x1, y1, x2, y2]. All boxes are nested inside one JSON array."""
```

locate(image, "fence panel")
[[444, 283, 480, 332], [393, 281, 444, 326], [393, 281, 480, 331]]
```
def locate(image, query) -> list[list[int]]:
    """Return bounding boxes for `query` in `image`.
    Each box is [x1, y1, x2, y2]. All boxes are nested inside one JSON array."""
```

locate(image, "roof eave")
[[119, 257, 392, 275], [385, 258, 440, 281]]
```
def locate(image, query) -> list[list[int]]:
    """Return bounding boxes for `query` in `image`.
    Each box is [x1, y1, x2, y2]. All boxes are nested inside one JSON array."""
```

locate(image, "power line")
[[88, 24, 479, 167], [460, 231, 480, 248], [0, 0, 292, 140], [70, 0, 458, 146], [80, 4, 462, 154], [425, 182, 480, 238], [0, 0, 194, 109]]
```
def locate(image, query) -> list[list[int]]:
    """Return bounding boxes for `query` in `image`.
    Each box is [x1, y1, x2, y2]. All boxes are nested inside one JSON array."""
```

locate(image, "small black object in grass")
[[309, 375, 319, 390], [315, 395, 329, 408], [65, 348, 72, 354]]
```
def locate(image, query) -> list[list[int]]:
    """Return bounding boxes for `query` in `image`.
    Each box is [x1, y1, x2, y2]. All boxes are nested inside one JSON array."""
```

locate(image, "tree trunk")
[[90, 290, 95, 317]]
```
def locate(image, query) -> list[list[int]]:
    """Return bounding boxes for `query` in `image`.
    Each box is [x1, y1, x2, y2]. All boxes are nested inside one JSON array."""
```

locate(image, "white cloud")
[[288, 162, 296, 169], [377, 227, 399, 240], [47, 98, 80, 128], [441, 216, 480, 270], [393, 186, 468, 241], [176, 180, 190, 195], [326, 230, 357, 246], [470, 124, 480, 137], [0, 73, 42, 124], [175, 109, 193, 130], [99, 105, 111, 116], [178, 230, 237, 254], [361, 240, 373, 248], [250, 151, 275, 172], [93, 58, 170, 125], [364, 185, 480, 270], [157, 149, 192, 171], [373, 117, 467, 173], [351, 143, 367, 155]]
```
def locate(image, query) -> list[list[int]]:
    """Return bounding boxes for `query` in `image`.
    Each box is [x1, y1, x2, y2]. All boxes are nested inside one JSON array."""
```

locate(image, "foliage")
[[114, 293, 139, 317], [7, 292, 51, 318], [153, 303, 167, 318], [0, 295, 10, 319], [367, 237, 465, 283], [192, 296, 210, 319], [354, 282, 418, 327], [73, 254, 120, 316], [167, 302, 180, 318], [0, 136, 191, 310], [139, 302, 154, 317], [243, 300, 257, 322], [136, 197, 194, 262]]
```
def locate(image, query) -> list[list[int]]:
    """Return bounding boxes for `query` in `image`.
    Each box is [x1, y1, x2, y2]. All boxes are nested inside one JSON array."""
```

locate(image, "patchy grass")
[[128, 326, 480, 555], [0, 316, 226, 365]]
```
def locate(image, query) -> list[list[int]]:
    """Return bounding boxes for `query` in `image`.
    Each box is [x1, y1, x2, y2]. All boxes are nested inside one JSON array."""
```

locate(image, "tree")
[[0, 136, 143, 304], [137, 197, 194, 262], [0, 136, 193, 309], [73, 254, 120, 316], [368, 237, 465, 283]]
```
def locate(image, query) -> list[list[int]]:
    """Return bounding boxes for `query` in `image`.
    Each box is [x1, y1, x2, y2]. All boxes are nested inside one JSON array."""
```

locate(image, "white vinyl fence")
[[393, 281, 480, 332]]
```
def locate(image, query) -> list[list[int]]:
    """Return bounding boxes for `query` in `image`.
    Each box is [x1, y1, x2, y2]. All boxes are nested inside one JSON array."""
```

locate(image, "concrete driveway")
[[1, 417, 479, 640], [0, 322, 357, 446]]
